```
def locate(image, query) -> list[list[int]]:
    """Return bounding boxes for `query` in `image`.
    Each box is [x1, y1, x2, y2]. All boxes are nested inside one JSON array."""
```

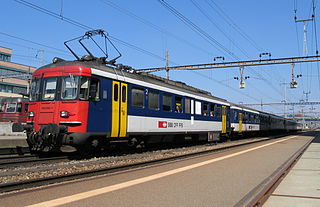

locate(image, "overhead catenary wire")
[[0, 31, 68, 54], [99, 0, 213, 56], [158, 0, 239, 60], [14, 0, 275, 106], [14, 0, 174, 65], [189, 0, 250, 58], [0, 39, 72, 58], [12, 1, 298, 111], [189, 0, 286, 101], [206, 0, 264, 52], [100, 0, 282, 100]]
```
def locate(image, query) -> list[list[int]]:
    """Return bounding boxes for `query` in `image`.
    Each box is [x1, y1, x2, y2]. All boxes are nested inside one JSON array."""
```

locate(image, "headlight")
[[28, 111, 35, 117], [60, 111, 69, 118]]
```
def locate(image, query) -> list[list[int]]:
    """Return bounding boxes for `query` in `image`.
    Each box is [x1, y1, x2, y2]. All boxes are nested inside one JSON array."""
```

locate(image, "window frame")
[[42, 77, 58, 101], [131, 87, 145, 108], [162, 93, 172, 112], [61, 76, 80, 100], [148, 90, 160, 110]]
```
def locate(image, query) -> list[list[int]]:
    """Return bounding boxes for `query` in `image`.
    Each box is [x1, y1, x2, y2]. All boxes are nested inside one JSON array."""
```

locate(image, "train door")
[[222, 106, 227, 133], [111, 81, 128, 137], [239, 112, 243, 133]]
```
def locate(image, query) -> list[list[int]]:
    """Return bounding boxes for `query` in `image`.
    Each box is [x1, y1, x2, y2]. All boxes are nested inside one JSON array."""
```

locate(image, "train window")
[[114, 84, 119, 101], [233, 111, 238, 121], [244, 113, 249, 122], [203, 103, 209, 116], [30, 79, 41, 101], [89, 78, 100, 101], [122, 85, 127, 103], [6, 103, 16, 113], [209, 104, 215, 116], [195, 101, 201, 115], [185, 98, 191, 113], [42, 77, 57, 100], [149, 91, 159, 110], [162, 94, 172, 111], [132, 87, 144, 108], [175, 96, 182, 113], [61, 76, 79, 100], [214, 105, 221, 117], [79, 77, 89, 100]]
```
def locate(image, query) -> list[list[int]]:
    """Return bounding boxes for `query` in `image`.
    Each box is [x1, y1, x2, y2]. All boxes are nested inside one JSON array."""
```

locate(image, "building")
[[0, 46, 36, 97]]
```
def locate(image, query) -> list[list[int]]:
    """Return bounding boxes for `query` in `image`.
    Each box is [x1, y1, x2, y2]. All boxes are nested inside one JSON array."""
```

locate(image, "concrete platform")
[[264, 134, 320, 207]]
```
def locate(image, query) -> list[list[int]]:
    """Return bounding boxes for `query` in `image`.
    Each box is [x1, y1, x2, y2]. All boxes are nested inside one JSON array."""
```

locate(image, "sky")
[[1, 0, 319, 116]]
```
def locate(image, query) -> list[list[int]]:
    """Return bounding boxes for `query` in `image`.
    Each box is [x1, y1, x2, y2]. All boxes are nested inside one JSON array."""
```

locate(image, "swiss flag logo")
[[158, 121, 168, 128]]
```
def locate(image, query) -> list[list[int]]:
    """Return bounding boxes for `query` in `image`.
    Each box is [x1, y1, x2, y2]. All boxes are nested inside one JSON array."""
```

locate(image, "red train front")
[[13, 61, 103, 152]]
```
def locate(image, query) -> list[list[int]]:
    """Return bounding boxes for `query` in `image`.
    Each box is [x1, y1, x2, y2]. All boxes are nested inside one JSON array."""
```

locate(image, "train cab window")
[[79, 77, 90, 100], [132, 87, 145, 108], [149, 91, 159, 110], [175, 96, 182, 113], [203, 103, 209, 116], [185, 98, 191, 113], [30, 79, 41, 101], [61, 76, 79, 100], [6, 103, 16, 113], [162, 94, 172, 111], [42, 77, 57, 100]]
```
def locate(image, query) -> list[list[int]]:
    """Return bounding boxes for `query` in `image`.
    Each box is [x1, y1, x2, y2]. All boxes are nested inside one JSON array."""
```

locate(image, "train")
[[12, 30, 302, 154], [0, 97, 29, 123], [12, 57, 302, 153]]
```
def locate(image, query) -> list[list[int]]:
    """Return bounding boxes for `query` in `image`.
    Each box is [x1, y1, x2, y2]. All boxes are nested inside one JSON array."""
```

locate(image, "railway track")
[[0, 133, 300, 194], [0, 155, 69, 169]]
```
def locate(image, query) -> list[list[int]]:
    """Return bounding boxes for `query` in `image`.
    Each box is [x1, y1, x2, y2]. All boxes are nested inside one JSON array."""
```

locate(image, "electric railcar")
[[0, 97, 29, 123], [13, 58, 300, 153]]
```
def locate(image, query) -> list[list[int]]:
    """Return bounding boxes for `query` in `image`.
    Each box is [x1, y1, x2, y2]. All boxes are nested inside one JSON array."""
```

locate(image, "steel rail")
[[0, 156, 69, 168]]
